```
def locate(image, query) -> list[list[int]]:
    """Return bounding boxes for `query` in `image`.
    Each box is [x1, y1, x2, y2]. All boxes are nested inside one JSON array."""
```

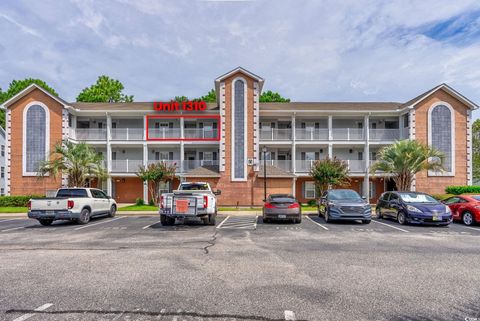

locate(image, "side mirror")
[[214, 189, 221, 196], [362, 196, 367, 200]]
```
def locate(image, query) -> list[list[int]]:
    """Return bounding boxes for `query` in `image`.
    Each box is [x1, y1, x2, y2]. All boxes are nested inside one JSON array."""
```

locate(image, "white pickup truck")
[[28, 188, 117, 226], [160, 182, 221, 226]]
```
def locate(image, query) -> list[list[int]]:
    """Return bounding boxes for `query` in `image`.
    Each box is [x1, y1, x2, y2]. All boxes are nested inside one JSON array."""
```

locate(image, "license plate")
[[432, 215, 441, 221], [175, 200, 189, 213], [278, 215, 286, 219]]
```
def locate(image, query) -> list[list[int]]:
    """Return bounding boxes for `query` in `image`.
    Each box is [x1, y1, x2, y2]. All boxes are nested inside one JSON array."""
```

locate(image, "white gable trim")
[[407, 84, 478, 110], [1, 83, 68, 109]]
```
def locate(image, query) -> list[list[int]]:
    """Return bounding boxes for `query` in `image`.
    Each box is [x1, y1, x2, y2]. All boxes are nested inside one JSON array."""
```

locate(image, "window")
[[1, 167, 4, 178], [1, 145, 4, 157], [112, 152, 117, 160], [429, 103, 454, 174], [91, 189, 107, 199], [0, 188, 4, 196], [232, 78, 246, 180], [304, 181, 316, 199], [56, 189, 88, 198], [23, 103, 49, 175], [443, 197, 460, 205], [403, 113, 409, 128]]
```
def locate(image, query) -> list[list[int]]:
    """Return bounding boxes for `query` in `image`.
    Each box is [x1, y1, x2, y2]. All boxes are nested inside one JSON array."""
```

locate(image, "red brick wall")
[[414, 89, 469, 194], [8, 88, 63, 196], [113, 177, 143, 203]]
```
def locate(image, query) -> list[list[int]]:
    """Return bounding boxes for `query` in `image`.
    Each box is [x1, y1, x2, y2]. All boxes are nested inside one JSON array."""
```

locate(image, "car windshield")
[[180, 183, 209, 191], [329, 190, 362, 200], [470, 196, 480, 201], [398, 193, 438, 203]]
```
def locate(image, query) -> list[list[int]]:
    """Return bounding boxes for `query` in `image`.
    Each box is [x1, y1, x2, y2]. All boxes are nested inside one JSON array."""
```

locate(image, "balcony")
[[183, 160, 220, 171], [184, 128, 218, 139], [111, 128, 144, 140], [295, 160, 316, 173], [72, 128, 107, 141], [346, 160, 366, 172], [260, 128, 292, 141], [295, 159, 366, 173], [262, 160, 292, 172], [368, 129, 400, 141], [295, 128, 329, 140], [148, 128, 182, 139], [111, 160, 143, 173], [332, 128, 364, 140]]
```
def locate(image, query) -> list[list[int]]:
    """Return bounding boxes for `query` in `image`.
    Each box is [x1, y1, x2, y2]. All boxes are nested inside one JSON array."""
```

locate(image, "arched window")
[[232, 78, 247, 180], [23, 103, 49, 175], [429, 103, 454, 175]]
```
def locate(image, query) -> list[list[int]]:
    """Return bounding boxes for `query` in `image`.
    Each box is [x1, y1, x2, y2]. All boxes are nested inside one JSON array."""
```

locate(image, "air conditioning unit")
[[247, 158, 254, 166]]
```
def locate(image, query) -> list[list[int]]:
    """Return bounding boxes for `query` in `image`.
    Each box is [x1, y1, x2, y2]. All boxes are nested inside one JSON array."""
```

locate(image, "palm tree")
[[38, 140, 108, 187], [370, 140, 444, 191], [309, 157, 351, 198]]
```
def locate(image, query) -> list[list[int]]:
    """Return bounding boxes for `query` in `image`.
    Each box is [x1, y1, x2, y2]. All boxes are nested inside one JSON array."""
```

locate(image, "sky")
[[1, 0, 480, 118]]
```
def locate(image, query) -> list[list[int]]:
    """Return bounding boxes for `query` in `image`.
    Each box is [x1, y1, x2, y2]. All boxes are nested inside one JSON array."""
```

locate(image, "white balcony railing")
[[295, 128, 329, 140], [346, 160, 366, 172], [259, 128, 292, 140], [262, 160, 292, 172], [146, 160, 181, 172], [111, 160, 143, 173], [148, 128, 181, 139], [295, 160, 316, 172], [111, 128, 144, 140], [332, 128, 364, 140], [184, 129, 218, 139], [369, 129, 400, 141], [183, 160, 220, 171], [74, 128, 107, 141]]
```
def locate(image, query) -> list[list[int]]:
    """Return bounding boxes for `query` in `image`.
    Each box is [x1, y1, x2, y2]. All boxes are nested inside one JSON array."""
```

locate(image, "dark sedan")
[[263, 194, 302, 224], [318, 189, 371, 224], [376, 191, 452, 226]]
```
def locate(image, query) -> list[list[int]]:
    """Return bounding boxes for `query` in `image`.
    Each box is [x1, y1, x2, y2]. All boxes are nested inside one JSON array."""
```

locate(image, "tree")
[[76, 75, 133, 103], [0, 78, 59, 128], [309, 157, 351, 199], [136, 162, 177, 205], [260, 90, 290, 103], [37, 141, 108, 187], [472, 119, 480, 182], [370, 140, 444, 191], [197, 89, 216, 102], [173, 95, 189, 102]]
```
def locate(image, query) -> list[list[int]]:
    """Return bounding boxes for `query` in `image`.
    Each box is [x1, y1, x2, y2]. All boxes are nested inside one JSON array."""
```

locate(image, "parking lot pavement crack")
[[4, 308, 308, 321], [203, 229, 219, 254]]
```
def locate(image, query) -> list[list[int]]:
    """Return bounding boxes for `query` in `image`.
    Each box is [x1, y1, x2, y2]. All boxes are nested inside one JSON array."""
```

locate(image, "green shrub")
[[307, 199, 317, 206], [135, 198, 144, 206], [0, 195, 45, 207], [148, 198, 154, 206], [445, 186, 480, 195], [432, 194, 455, 201]]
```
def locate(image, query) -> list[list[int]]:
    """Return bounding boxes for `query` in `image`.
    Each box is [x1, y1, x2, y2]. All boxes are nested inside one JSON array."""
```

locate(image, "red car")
[[443, 195, 480, 226]]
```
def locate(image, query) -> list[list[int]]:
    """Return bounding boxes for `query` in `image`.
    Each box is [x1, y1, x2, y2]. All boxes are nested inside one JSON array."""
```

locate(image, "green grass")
[[118, 205, 158, 212], [0, 207, 28, 213]]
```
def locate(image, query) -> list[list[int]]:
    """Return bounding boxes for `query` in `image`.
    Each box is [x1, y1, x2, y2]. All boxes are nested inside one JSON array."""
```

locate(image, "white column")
[[363, 143, 370, 200], [292, 113, 296, 173], [292, 177, 297, 197], [364, 114, 369, 142], [107, 177, 112, 198], [328, 115, 333, 140], [180, 141, 184, 173], [142, 143, 149, 202], [180, 117, 184, 139], [143, 115, 147, 140], [328, 143, 333, 159], [106, 113, 112, 141]]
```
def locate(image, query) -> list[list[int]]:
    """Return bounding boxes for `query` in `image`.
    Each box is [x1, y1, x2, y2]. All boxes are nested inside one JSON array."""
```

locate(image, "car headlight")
[[407, 205, 422, 213], [445, 206, 451, 214]]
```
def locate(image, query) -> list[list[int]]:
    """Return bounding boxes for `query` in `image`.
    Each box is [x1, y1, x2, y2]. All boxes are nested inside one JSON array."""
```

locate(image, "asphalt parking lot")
[[0, 214, 479, 321]]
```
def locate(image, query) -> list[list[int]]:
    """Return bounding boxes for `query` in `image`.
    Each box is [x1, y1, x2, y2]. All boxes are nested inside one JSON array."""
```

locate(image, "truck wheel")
[[160, 214, 175, 226], [108, 205, 116, 217], [38, 219, 53, 226], [207, 214, 216, 226], [77, 208, 91, 225]]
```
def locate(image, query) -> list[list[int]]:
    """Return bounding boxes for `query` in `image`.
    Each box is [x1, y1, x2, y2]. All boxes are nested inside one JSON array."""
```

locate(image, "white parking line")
[[284, 310, 296, 320], [216, 216, 230, 229], [13, 303, 53, 321], [1, 226, 28, 232], [371, 219, 409, 233], [74, 217, 123, 230], [254, 215, 258, 229], [142, 221, 159, 229], [456, 225, 480, 232], [0, 218, 23, 224], [305, 216, 329, 230]]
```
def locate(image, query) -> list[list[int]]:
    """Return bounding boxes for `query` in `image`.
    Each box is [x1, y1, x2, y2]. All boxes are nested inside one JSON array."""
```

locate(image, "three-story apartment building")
[[1, 67, 477, 205]]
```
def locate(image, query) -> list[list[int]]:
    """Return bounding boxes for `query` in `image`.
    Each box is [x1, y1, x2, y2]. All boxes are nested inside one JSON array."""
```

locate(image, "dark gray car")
[[318, 189, 371, 224]]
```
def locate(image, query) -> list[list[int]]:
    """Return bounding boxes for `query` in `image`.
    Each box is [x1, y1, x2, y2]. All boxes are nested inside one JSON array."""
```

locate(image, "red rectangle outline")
[[146, 114, 221, 141]]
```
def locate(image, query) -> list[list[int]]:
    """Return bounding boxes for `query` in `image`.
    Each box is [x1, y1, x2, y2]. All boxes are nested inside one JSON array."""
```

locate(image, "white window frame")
[[304, 181, 316, 199], [428, 101, 455, 176], [22, 101, 50, 176], [231, 77, 248, 181]]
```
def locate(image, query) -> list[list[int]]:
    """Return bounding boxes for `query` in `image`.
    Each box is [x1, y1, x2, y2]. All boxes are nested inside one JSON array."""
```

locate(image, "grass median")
[[0, 207, 28, 213]]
